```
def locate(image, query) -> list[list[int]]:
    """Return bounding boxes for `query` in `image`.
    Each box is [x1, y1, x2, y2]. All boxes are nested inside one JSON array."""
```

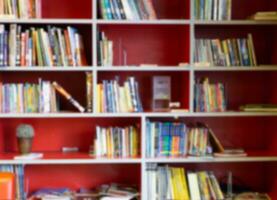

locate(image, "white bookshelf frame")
[[0, 0, 276, 199]]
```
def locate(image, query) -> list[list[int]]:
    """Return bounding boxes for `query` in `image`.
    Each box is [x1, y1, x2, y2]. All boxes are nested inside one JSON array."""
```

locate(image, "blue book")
[[104, 0, 113, 19]]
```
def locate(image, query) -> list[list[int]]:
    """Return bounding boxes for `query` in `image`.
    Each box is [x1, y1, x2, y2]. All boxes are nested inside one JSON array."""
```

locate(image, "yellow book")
[[96, 84, 101, 113], [198, 172, 210, 200], [124, 82, 133, 112], [222, 40, 230, 66], [132, 127, 138, 157], [180, 168, 190, 200], [170, 168, 178, 199]]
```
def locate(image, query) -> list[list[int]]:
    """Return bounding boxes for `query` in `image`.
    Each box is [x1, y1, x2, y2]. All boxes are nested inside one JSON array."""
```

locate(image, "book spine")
[[116, 0, 127, 19]]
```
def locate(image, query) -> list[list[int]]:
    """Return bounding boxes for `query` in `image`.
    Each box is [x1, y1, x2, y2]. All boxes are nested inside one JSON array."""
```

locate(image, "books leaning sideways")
[[194, 34, 257, 67], [0, 24, 87, 67], [0, 0, 41, 19], [96, 77, 143, 113], [249, 11, 277, 20], [0, 79, 85, 113], [194, 0, 232, 20], [194, 77, 227, 112], [98, 0, 157, 20], [147, 164, 224, 200], [240, 104, 277, 112], [91, 125, 139, 158]]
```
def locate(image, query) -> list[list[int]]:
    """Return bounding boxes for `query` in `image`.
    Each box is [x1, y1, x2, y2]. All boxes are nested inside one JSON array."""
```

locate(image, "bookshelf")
[[0, 0, 276, 199]]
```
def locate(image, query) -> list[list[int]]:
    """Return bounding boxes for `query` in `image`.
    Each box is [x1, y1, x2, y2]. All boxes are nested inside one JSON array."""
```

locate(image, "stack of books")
[[146, 164, 224, 200], [194, 77, 226, 112], [194, 34, 257, 67], [0, 79, 85, 113], [91, 125, 139, 158], [96, 77, 143, 113], [240, 104, 277, 112], [0, 0, 41, 19], [98, 31, 113, 67], [98, 0, 157, 20], [0, 24, 87, 67], [194, 0, 232, 20], [0, 165, 25, 200]]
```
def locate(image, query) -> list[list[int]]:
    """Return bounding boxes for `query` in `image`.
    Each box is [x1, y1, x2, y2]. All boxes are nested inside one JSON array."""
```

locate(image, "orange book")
[[64, 30, 73, 66], [0, 172, 15, 200]]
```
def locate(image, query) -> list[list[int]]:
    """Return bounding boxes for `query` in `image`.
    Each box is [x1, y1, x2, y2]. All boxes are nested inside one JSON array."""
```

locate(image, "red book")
[[0, 172, 15, 200]]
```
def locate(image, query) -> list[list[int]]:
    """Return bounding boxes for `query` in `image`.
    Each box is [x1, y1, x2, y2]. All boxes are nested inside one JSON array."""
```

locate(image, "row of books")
[[194, 78, 226, 112], [194, 34, 257, 67], [0, 0, 41, 19], [98, 31, 113, 66], [0, 79, 86, 113], [98, 0, 157, 20], [195, 0, 232, 20], [91, 126, 139, 158], [96, 77, 143, 113], [0, 79, 58, 113], [0, 24, 87, 67], [146, 121, 222, 158], [0, 165, 25, 200], [147, 164, 224, 200]]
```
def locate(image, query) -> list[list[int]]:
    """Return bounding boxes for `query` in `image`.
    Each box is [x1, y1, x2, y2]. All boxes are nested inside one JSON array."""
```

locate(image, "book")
[[214, 149, 247, 157], [98, 31, 113, 67], [188, 172, 201, 200], [240, 104, 277, 112], [0, 172, 15, 200], [249, 11, 277, 20], [86, 72, 93, 112], [14, 153, 43, 160], [52, 81, 85, 113]]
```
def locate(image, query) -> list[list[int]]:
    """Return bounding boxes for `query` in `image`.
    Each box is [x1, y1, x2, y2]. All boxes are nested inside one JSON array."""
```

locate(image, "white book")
[[188, 172, 201, 200], [67, 26, 77, 66], [213, 0, 218, 20], [57, 28, 66, 66], [9, 24, 17, 66], [42, 81, 51, 113], [14, 153, 43, 160], [121, 0, 134, 20]]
